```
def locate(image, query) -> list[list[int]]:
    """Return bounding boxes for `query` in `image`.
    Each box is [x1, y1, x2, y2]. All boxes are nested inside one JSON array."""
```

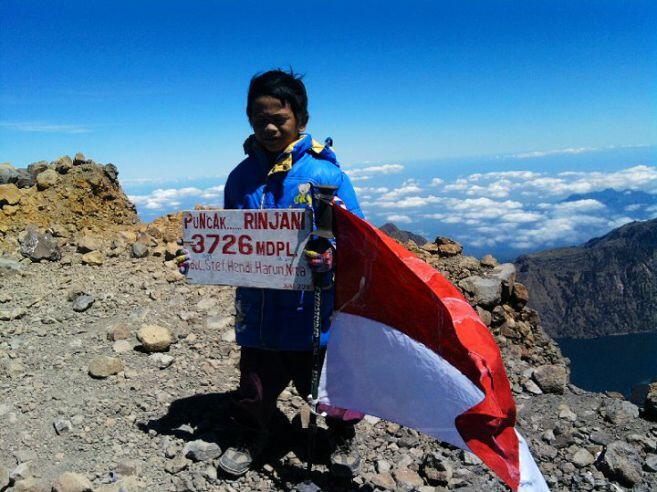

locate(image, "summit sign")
[[182, 209, 314, 290]]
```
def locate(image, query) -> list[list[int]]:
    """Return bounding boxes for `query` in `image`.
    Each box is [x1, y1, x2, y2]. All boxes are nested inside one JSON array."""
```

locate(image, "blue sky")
[[2, 1, 657, 259], [1, 0, 655, 178]]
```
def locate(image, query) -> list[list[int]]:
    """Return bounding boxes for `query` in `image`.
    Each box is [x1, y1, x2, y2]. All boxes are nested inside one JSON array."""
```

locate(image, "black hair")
[[246, 69, 309, 127]]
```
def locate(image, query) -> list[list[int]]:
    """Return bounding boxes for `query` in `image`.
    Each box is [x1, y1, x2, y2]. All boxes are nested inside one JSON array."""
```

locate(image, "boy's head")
[[247, 69, 309, 154]]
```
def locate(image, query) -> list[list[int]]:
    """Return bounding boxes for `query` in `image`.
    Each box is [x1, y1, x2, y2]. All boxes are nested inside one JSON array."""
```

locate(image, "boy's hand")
[[304, 238, 334, 273], [175, 240, 190, 275]]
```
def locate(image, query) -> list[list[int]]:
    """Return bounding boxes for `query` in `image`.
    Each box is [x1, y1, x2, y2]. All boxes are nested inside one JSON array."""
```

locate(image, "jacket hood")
[[243, 133, 339, 175]]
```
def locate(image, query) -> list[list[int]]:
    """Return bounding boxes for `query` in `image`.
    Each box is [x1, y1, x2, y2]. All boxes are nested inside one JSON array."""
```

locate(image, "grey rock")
[[19, 227, 61, 262], [603, 399, 639, 426], [183, 439, 221, 462], [573, 448, 595, 468], [72, 294, 95, 312], [104, 163, 119, 181], [53, 417, 72, 435], [491, 263, 516, 284], [27, 160, 48, 177], [645, 382, 657, 421], [0, 258, 23, 273], [0, 465, 9, 489], [598, 440, 642, 486], [458, 276, 502, 307], [0, 163, 19, 184], [533, 364, 568, 394], [35, 168, 58, 190], [131, 242, 148, 258], [15, 169, 34, 188], [149, 353, 174, 369], [10, 462, 30, 482]]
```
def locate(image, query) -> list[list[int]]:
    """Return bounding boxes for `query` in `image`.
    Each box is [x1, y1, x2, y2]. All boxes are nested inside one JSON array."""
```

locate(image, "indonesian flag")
[[318, 206, 549, 491]]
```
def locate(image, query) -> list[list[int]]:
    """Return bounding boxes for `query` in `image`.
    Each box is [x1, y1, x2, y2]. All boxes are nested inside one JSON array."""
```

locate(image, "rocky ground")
[[2, 156, 657, 491]]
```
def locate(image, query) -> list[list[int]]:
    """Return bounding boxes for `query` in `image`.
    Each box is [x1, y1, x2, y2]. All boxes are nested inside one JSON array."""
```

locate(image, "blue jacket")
[[224, 133, 363, 350]]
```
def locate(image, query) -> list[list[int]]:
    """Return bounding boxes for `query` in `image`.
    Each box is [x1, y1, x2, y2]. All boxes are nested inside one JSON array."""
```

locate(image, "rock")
[[51, 472, 92, 492], [0, 162, 19, 184], [598, 440, 642, 486], [558, 404, 577, 421], [491, 263, 516, 284], [394, 467, 424, 489], [131, 242, 149, 258], [107, 323, 131, 341], [0, 257, 23, 274], [149, 353, 174, 369], [115, 459, 142, 476], [81, 250, 104, 266], [645, 455, 657, 473], [88, 356, 123, 378], [572, 448, 595, 468], [183, 440, 222, 461], [603, 399, 639, 426], [523, 379, 543, 395], [165, 242, 180, 260], [35, 169, 59, 190], [71, 294, 95, 312], [480, 254, 498, 267], [458, 276, 502, 307], [0, 465, 9, 490], [371, 472, 396, 490], [76, 236, 103, 253], [73, 153, 86, 166], [12, 477, 45, 492], [137, 325, 173, 352], [27, 161, 48, 176], [164, 456, 189, 474], [533, 364, 568, 394], [53, 417, 72, 435], [0, 183, 21, 207], [53, 156, 73, 174], [10, 463, 30, 482], [511, 282, 529, 306], [112, 340, 132, 353], [645, 382, 657, 421], [104, 163, 118, 181], [19, 227, 61, 262], [15, 169, 34, 188]]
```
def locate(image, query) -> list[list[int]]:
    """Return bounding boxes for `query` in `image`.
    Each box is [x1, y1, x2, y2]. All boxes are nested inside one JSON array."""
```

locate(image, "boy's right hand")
[[175, 240, 190, 275]]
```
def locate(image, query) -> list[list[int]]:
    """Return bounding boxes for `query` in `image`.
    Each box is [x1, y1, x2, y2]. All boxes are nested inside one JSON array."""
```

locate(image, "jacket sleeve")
[[336, 171, 364, 219], [223, 171, 237, 210]]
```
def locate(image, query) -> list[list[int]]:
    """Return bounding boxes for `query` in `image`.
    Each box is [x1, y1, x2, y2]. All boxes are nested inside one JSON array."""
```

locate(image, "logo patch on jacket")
[[293, 183, 313, 207]]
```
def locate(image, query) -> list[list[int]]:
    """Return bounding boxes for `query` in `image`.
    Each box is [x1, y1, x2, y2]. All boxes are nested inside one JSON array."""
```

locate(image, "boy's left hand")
[[304, 238, 334, 273]]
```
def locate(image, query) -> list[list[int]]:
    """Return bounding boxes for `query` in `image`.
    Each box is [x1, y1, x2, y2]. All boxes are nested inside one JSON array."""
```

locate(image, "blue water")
[[557, 332, 657, 400]]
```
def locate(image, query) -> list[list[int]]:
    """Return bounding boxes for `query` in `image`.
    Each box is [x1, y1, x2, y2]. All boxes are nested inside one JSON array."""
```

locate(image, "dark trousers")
[[233, 347, 362, 433]]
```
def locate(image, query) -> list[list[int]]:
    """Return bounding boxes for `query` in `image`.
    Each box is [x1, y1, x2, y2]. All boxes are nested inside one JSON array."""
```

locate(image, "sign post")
[[181, 208, 313, 291]]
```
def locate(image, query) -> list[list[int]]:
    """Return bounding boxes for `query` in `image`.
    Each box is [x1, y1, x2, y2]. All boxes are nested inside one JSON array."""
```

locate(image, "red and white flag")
[[319, 206, 549, 491]]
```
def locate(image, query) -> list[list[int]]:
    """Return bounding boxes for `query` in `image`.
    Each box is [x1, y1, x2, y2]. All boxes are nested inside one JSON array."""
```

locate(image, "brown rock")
[[137, 325, 173, 352], [0, 184, 21, 207], [107, 323, 131, 341], [370, 472, 396, 490], [53, 156, 73, 174], [480, 254, 498, 267], [645, 382, 657, 421], [35, 169, 59, 190], [393, 467, 424, 489], [88, 356, 123, 378], [51, 472, 93, 492], [76, 235, 103, 253], [437, 243, 463, 257], [512, 282, 529, 306], [81, 250, 104, 266]]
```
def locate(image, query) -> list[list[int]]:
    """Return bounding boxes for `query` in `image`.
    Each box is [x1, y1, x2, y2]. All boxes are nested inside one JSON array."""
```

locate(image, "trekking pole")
[[305, 184, 337, 482]]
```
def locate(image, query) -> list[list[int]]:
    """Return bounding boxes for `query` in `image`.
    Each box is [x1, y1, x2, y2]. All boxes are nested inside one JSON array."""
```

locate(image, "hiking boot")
[[218, 430, 268, 476], [328, 426, 362, 477]]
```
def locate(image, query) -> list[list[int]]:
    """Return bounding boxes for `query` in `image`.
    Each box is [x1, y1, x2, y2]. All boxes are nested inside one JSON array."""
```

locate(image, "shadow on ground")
[[139, 392, 373, 491]]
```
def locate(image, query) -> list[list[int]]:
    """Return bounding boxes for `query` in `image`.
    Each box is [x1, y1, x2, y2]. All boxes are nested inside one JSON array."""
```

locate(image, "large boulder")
[[53, 156, 73, 174], [458, 276, 502, 307], [27, 160, 48, 177], [0, 163, 19, 184], [597, 440, 643, 486], [19, 227, 61, 262], [532, 364, 568, 394], [35, 169, 59, 190], [0, 184, 21, 207]]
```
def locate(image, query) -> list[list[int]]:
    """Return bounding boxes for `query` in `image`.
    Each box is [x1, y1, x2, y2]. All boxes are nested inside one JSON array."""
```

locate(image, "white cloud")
[[0, 121, 91, 134], [129, 184, 225, 211], [345, 164, 404, 181], [385, 214, 412, 224]]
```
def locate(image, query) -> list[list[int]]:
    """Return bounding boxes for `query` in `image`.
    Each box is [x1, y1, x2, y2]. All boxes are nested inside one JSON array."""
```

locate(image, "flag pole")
[[305, 184, 337, 483]]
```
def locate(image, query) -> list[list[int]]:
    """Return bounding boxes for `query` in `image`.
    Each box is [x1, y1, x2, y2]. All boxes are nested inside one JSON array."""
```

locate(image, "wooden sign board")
[[182, 209, 314, 290]]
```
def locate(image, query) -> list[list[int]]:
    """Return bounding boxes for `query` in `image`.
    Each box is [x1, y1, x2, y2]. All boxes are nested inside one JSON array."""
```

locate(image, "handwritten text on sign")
[[182, 209, 313, 290]]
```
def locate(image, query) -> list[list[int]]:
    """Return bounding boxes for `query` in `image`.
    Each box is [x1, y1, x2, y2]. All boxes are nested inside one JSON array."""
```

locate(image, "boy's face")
[[249, 96, 305, 154]]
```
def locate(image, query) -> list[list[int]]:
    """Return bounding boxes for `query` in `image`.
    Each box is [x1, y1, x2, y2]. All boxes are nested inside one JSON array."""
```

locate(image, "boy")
[[178, 69, 364, 478]]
